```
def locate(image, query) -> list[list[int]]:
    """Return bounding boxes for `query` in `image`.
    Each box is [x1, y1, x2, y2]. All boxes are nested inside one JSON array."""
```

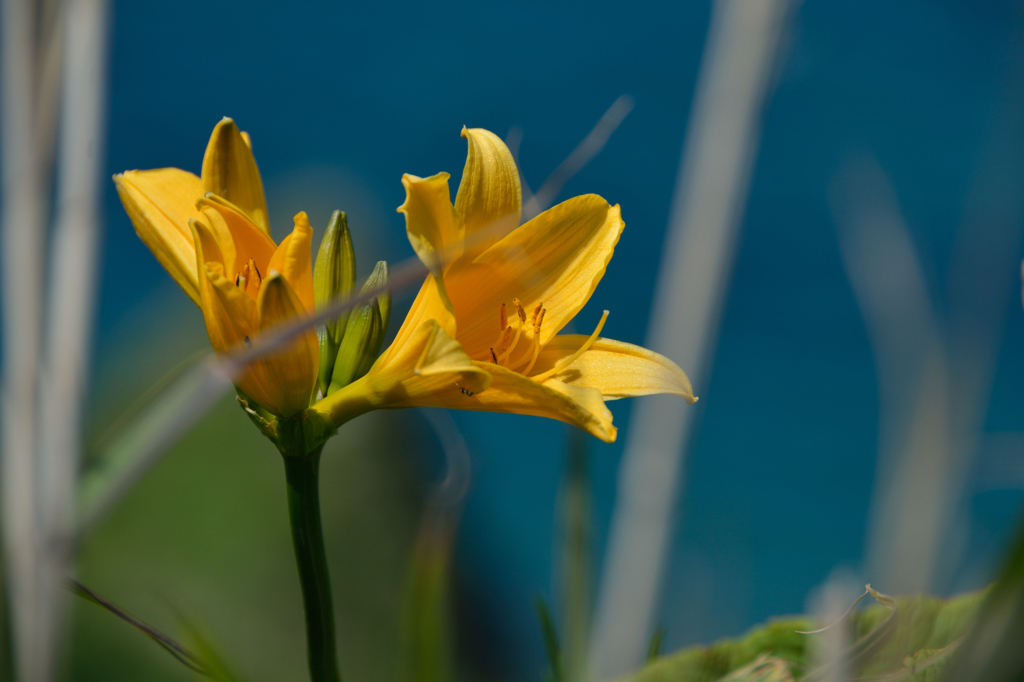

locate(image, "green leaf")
[[647, 627, 666, 664], [400, 514, 456, 682], [535, 597, 564, 682], [945, 518, 1024, 681], [70, 579, 208, 676], [618, 588, 985, 682]]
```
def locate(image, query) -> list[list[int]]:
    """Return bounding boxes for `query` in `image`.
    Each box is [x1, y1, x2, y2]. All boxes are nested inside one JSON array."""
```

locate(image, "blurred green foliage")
[[70, 397, 425, 681], [620, 589, 983, 682]]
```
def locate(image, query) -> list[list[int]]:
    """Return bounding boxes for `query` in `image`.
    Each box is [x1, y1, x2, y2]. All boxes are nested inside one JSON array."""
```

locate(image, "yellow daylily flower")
[[114, 118, 319, 418], [312, 128, 696, 442]]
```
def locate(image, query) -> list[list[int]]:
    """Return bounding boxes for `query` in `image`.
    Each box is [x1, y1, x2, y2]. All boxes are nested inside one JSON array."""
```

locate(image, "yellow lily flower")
[[311, 128, 695, 442], [114, 118, 319, 418]]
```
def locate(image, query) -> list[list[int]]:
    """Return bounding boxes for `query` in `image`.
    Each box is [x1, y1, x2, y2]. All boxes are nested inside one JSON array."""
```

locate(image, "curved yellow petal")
[[190, 219, 276, 412], [198, 194, 278, 276], [255, 272, 320, 417], [311, 319, 491, 428], [454, 128, 521, 254], [531, 336, 696, 402], [201, 118, 270, 235], [379, 274, 456, 365], [398, 172, 464, 275], [447, 194, 624, 356], [267, 212, 315, 313], [411, 362, 616, 442], [114, 169, 203, 305]]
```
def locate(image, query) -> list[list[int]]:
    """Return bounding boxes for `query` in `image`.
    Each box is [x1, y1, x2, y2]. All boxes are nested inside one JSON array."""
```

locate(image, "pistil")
[[530, 310, 609, 382]]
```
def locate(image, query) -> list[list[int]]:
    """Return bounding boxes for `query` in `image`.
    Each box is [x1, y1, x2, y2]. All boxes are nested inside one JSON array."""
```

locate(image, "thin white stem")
[[2, 0, 46, 678], [38, 0, 110, 674], [589, 1, 793, 677]]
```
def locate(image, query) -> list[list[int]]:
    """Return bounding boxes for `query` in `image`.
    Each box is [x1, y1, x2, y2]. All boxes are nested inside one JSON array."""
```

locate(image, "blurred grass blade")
[[591, 1, 794, 676], [946, 520, 1024, 681], [401, 410, 472, 682], [75, 357, 233, 538], [645, 627, 665, 663], [2, 0, 49, 675], [37, 0, 111, 674], [401, 516, 456, 682], [177, 614, 250, 682], [535, 597, 563, 682], [522, 95, 634, 221], [69, 579, 209, 675], [560, 428, 591, 682]]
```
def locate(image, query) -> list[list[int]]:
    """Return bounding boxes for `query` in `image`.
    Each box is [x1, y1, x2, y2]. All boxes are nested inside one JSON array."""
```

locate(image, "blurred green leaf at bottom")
[[70, 397, 424, 682], [619, 589, 983, 682]]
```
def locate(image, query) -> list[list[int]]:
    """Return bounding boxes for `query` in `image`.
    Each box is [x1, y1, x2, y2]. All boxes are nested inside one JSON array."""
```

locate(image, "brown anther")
[[531, 301, 543, 326], [513, 298, 527, 323], [534, 308, 546, 334], [499, 303, 508, 332], [490, 348, 498, 363], [247, 258, 262, 289], [500, 326, 512, 351]]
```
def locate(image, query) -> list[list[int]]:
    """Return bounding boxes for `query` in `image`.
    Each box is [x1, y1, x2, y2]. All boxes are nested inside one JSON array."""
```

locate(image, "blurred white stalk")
[[2, 0, 48, 678], [37, 0, 110, 676], [834, 161, 954, 594], [590, 1, 792, 677], [838, 25, 1024, 591]]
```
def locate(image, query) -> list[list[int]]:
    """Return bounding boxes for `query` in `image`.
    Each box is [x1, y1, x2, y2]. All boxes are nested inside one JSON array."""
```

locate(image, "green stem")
[[283, 447, 341, 682]]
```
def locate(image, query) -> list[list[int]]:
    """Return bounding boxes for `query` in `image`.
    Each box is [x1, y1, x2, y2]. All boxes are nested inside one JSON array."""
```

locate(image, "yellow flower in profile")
[[311, 128, 696, 442], [114, 118, 319, 418]]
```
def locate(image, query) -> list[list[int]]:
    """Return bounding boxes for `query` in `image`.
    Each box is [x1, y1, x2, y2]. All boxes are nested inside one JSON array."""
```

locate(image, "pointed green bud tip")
[[325, 262, 393, 395], [361, 260, 391, 333], [328, 298, 382, 393], [314, 210, 357, 395]]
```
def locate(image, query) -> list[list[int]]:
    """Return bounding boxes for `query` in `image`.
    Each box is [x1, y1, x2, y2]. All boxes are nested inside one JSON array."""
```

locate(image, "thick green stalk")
[[283, 447, 341, 682]]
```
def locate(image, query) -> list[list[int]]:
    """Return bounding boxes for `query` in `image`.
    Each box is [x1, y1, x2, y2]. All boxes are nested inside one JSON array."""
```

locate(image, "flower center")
[[482, 299, 609, 382], [234, 257, 263, 299], [485, 297, 545, 375]]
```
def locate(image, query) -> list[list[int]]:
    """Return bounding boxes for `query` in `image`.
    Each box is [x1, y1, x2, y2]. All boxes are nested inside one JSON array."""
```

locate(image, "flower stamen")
[[497, 315, 524, 364], [530, 310, 608, 382], [235, 257, 263, 298], [520, 306, 547, 375], [489, 302, 509, 350]]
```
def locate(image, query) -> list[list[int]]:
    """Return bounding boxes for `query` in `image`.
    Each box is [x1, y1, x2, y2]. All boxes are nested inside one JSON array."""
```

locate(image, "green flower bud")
[[327, 261, 391, 394], [314, 210, 356, 395]]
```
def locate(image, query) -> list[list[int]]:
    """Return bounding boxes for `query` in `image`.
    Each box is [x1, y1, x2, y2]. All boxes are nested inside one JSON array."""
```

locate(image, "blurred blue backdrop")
[[93, 1, 1024, 679]]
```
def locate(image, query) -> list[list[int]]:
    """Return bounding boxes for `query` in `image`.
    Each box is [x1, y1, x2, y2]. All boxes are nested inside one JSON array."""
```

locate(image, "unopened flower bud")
[[327, 261, 391, 393], [314, 210, 356, 395]]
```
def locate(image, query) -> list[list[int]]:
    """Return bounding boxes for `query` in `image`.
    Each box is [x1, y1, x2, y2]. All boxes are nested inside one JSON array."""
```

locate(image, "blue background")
[[91, 1, 1024, 678]]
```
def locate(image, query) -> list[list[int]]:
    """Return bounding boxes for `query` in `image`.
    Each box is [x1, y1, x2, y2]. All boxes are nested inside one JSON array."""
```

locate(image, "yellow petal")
[[190, 219, 276, 412], [531, 336, 696, 402], [255, 272, 320, 417], [398, 172, 464, 275], [197, 195, 277, 280], [267, 212, 316, 313], [415, 362, 617, 442], [201, 118, 270, 235], [447, 194, 624, 356], [114, 169, 203, 305], [378, 274, 456, 365], [311, 319, 491, 428], [454, 128, 521, 255]]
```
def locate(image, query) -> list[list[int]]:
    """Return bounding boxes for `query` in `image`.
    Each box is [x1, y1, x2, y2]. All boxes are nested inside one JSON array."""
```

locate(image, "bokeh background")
[[30, 0, 1024, 679]]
